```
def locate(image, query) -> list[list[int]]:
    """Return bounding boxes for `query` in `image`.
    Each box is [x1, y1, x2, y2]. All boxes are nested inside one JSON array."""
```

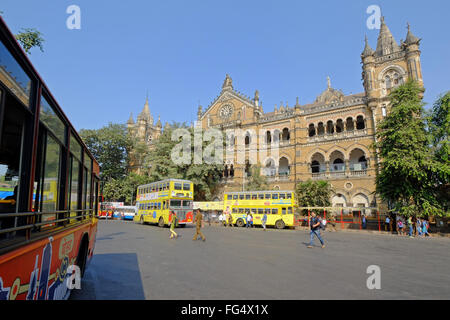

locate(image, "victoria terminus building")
[[127, 17, 423, 208]]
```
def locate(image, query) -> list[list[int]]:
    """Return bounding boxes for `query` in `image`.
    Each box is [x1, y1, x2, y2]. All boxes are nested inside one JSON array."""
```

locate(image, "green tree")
[[80, 123, 131, 181], [15, 28, 44, 54], [295, 180, 333, 212], [245, 165, 268, 191], [144, 122, 224, 201], [375, 80, 447, 217]]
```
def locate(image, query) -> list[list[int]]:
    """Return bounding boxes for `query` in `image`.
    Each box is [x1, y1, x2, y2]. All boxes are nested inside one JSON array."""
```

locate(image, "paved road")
[[70, 220, 450, 300]]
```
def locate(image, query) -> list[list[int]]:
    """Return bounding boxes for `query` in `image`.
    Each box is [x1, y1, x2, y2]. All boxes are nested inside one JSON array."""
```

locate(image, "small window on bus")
[[265, 194, 271, 199], [245, 194, 251, 200], [238, 208, 244, 213], [174, 183, 182, 190], [258, 194, 264, 200], [279, 193, 286, 199], [251, 194, 257, 200], [272, 208, 278, 214], [232, 208, 237, 213], [288, 207, 293, 214], [282, 207, 287, 214], [265, 208, 271, 214], [287, 193, 292, 199], [233, 195, 238, 200], [272, 193, 279, 200], [183, 183, 190, 191], [170, 200, 182, 207], [258, 208, 264, 214], [158, 202, 161, 210], [183, 200, 192, 208], [166, 182, 170, 189], [156, 184, 160, 191], [239, 194, 244, 200], [251, 208, 257, 214]]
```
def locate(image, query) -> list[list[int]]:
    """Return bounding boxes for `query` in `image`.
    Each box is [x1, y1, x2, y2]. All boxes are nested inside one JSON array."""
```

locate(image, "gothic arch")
[[378, 64, 407, 80], [326, 146, 347, 160], [307, 149, 327, 162]]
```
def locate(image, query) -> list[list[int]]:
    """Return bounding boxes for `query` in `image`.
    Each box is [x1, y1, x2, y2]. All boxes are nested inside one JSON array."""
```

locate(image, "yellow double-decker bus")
[[223, 190, 299, 229], [134, 179, 194, 227]]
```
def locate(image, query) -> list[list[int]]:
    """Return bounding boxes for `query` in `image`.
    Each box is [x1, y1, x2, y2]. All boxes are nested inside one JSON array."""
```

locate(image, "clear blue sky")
[[1, 0, 449, 131]]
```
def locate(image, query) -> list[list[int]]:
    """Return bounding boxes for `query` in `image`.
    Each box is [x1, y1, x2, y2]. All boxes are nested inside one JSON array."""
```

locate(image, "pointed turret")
[[362, 35, 374, 57], [137, 95, 153, 123], [405, 22, 420, 45], [156, 115, 162, 128], [375, 16, 400, 56], [127, 112, 134, 125], [222, 74, 233, 92]]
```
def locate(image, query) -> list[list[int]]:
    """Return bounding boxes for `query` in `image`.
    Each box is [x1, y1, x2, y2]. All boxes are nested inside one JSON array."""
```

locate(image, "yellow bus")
[[134, 179, 194, 227], [223, 190, 299, 229]]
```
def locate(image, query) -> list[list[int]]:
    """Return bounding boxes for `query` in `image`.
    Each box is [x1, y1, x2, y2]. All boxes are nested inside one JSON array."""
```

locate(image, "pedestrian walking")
[[169, 211, 179, 239], [422, 219, 430, 237], [246, 210, 251, 228], [329, 215, 337, 232], [219, 212, 224, 226], [416, 219, 423, 237], [307, 212, 325, 248], [227, 211, 233, 227], [362, 214, 367, 229], [407, 216, 413, 237], [262, 211, 267, 231], [397, 219, 404, 236], [193, 209, 206, 241], [385, 216, 390, 232]]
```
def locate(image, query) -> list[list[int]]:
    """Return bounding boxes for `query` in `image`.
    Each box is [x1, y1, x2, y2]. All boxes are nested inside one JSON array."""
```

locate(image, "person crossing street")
[[307, 212, 325, 248], [193, 209, 206, 241]]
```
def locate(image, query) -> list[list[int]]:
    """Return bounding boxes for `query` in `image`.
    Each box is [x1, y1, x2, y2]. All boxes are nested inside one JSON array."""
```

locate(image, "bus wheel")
[[158, 217, 165, 228], [236, 219, 244, 227], [275, 220, 285, 229]]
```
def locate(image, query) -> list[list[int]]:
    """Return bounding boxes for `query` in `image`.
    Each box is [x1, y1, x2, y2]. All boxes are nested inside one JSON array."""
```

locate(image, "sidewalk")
[[295, 225, 450, 238]]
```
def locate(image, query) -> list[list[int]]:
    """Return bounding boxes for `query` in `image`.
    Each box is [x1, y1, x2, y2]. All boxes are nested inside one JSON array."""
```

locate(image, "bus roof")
[[138, 179, 192, 188], [225, 190, 293, 194]]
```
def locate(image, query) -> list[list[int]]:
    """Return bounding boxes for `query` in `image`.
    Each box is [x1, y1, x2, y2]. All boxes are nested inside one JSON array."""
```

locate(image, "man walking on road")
[[262, 211, 267, 231], [193, 209, 206, 241], [307, 212, 325, 248]]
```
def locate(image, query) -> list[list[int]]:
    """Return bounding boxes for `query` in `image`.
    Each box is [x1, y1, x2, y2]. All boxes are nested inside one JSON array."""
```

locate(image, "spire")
[[222, 74, 233, 91], [127, 112, 134, 125], [375, 16, 400, 56], [327, 76, 331, 89], [156, 115, 162, 127], [405, 22, 420, 45], [362, 35, 374, 57]]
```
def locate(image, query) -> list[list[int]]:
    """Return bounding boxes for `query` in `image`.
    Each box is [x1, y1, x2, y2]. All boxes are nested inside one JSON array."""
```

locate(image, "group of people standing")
[[384, 215, 430, 237]]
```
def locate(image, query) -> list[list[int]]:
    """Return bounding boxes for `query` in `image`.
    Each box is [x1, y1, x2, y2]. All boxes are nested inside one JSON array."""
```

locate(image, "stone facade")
[[128, 17, 423, 209], [195, 18, 423, 208]]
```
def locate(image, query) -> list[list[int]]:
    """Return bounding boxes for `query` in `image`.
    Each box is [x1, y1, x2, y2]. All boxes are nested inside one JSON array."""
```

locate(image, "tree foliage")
[[295, 180, 333, 212], [143, 123, 224, 201], [375, 80, 448, 217], [245, 165, 268, 191], [15, 28, 44, 54], [80, 123, 131, 181]]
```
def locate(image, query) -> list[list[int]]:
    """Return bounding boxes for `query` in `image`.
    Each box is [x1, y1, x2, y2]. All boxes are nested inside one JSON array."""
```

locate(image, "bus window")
[[232, 208, 237, 213], [258, 208, 264, 214], [233, 195, 238, 200], [265, 208, 271, 214], [272, 208, 278, 214], [288, 207, 293, 214], [287, 193, 292, 199], [252, 194, 257, 200], [238, 208, 244, 213], [239, 194, 244, 200], [251, 208, 257, 214], [158, 202, 161, 210], [282, 207, 287, 214], [245, 194, 251, 200], [245, 208, 250, 214], [166, 182, 170, 190], [258, 194, 264, 200], [170, 199, 182, 207], [272, 193, 279, 200], [183, 200, 192, 208], [174, 183, 182, 190], [265, 194, 271, 199], [183, 183, 190, 191], [280, 193, 286, 199]]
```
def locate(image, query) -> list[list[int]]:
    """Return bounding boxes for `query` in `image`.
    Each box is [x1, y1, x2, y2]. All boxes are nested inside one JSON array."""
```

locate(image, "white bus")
[[113, 206, 137, 221]]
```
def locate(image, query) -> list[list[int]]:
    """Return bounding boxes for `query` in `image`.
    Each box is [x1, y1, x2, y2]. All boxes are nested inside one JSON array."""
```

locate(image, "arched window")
[[326, 121, 334, 134], [245, 133, 250, 146], [311, 160, 320, 173], [346, 117, 354, 131], [308, 124, 316, 137], [317, 123, 325, 135], [356, 116, 365, 130], [282, 128, 290, 141], [266, 131, 271, 144], [385, 75, 392, 89], [336, 119, 344, 133]]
